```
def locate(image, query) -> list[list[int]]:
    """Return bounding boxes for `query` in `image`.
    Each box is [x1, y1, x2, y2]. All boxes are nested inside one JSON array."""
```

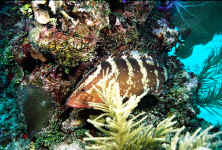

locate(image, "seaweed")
[[193, 47, 222, 117]]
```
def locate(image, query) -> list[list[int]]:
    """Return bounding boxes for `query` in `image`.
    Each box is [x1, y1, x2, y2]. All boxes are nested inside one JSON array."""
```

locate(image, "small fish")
[[66, 55, 168, 108]]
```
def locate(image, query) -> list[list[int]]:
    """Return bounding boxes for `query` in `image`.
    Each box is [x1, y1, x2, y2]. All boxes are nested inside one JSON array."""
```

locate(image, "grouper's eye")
[[81, 89, 86, 92]]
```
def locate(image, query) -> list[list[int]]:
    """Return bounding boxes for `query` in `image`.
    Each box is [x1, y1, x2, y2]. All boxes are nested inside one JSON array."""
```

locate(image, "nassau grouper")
[[66, 54, 168, 108]]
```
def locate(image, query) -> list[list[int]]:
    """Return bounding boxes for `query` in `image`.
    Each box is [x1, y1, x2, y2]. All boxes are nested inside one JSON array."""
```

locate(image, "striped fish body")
[[66, 56, 168, 108]]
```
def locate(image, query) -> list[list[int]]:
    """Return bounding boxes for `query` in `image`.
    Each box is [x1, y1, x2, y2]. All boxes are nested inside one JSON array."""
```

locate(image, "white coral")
[[53, 142, 82, 150]]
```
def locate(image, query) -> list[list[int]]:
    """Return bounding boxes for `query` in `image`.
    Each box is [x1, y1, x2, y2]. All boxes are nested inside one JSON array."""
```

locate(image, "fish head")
[[66, 74, 105, 109], [66, 87, 102, 109], [66, 61, 112, 108], [66, 90, 90, 109]]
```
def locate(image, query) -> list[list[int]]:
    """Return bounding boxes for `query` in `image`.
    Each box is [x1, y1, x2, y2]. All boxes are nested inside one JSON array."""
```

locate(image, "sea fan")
[[193, 47, 222, 117], [158, 0, 210, 34], [170, 1, 206, 25]]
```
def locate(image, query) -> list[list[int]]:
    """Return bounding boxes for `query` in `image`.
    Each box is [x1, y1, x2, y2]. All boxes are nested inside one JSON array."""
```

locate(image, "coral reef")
[[95, 1, 154, 57], [0, 28, 26, 147], [28, 0, 110, 67], [1, 0, 222, 150], [61, 110, 85, 133]]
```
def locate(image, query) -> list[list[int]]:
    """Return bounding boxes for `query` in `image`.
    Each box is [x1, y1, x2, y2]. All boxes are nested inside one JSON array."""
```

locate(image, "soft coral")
[[158, 0, 208, 26]]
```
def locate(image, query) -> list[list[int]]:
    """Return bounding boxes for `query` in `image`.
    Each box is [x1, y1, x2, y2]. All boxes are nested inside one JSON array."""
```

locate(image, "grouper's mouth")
[[65, 98, 91, 109]]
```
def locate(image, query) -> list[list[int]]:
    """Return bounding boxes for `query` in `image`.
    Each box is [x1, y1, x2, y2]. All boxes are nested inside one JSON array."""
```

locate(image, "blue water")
[[180, 34, 222, 74]]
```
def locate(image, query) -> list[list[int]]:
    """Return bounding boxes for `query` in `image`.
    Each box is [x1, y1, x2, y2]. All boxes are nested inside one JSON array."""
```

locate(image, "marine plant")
[[193, 47, 222, 117], [83, 72, 222, 150]]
